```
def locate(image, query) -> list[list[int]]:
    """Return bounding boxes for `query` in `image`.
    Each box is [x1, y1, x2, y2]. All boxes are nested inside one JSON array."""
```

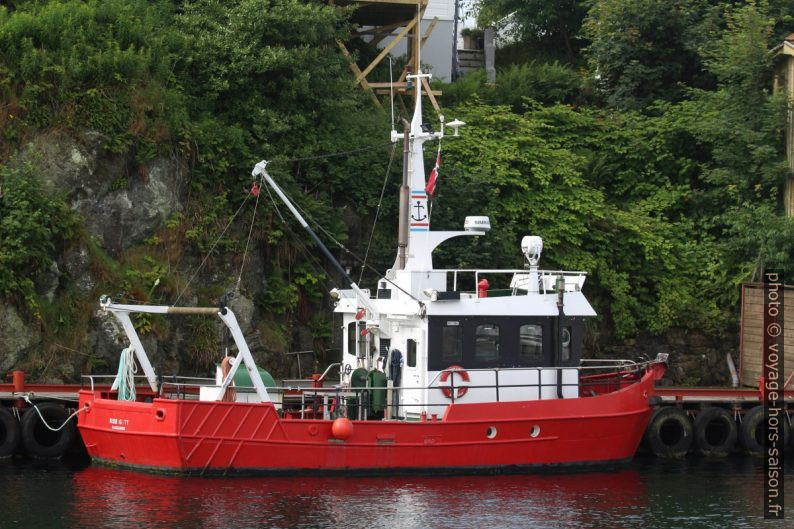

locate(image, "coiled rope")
[[115, 347, 137, 401]]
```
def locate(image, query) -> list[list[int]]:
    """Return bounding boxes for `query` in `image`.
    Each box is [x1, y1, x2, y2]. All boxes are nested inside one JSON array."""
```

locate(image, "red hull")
[[77, 365, 664, 475]]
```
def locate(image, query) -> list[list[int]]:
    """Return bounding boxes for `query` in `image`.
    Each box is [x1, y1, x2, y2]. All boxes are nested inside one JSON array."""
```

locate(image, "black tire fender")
[[693, 407, 737, 457], [0, 407, 21, 459], [741, 406, 790, 456], [644, 406, 693, 459], [20, 402, 75, 459]]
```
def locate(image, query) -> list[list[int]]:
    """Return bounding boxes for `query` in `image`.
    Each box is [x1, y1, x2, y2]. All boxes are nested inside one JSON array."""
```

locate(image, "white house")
[[380, 0, 457, 82]]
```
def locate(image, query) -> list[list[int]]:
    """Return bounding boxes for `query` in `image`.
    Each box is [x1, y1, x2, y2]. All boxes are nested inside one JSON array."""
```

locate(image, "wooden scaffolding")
[[334, 0, 442, 113]]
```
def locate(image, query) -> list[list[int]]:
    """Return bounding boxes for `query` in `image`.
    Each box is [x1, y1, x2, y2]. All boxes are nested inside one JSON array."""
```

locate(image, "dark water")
[[0, 456, 792, 529]]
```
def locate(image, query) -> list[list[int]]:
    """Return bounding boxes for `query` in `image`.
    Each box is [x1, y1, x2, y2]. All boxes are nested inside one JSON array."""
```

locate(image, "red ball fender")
[[439, 365, 470, 399], [331, 417, 353, 440]]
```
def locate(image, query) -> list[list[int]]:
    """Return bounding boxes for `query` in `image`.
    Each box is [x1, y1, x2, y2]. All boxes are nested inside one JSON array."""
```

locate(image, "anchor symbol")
[[411, 201, 427, 221]]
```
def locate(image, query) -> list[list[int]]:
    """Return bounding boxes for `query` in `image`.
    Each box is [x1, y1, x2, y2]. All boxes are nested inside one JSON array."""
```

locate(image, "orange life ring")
[[439, 365, 470, 399]]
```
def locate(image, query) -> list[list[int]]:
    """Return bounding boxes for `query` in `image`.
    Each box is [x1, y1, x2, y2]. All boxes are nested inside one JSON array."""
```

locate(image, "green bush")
[[0, 162, 78, 311], [0, 0, 187, 158], [442, 62, 581, 110]]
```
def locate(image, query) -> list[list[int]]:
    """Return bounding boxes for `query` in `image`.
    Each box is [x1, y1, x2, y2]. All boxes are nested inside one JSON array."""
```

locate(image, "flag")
[[425, 148, 441, 196]]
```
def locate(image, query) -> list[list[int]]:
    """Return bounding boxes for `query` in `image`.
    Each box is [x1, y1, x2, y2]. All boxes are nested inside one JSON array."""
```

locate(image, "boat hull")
[[77, 365, 663, 475]]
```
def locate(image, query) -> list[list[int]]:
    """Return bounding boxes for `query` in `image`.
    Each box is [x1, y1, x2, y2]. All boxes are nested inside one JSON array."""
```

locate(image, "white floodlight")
[[521, 236, 543, 266]]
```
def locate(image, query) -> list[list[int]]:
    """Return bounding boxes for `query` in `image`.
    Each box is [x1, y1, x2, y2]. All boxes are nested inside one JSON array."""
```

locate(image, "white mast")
[[389, 74, 471, 274]]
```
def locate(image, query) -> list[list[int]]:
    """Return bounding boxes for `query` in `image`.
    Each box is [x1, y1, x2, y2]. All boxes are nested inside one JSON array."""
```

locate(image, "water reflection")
[[69, 465, 647, 529], [1, 456, 791, 529]]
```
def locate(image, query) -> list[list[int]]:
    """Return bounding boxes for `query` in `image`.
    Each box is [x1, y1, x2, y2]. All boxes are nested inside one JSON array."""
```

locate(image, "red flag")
[[425, 150, 441, 196], [251, 181, 260, 197]]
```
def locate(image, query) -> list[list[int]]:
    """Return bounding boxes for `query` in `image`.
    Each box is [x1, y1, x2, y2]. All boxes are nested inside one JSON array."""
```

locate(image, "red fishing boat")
[[77, 70, 667, 475]]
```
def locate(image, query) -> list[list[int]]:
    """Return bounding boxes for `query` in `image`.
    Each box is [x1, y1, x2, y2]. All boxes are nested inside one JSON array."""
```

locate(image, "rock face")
[[229, 295, 256, 336], [22, 130, 186, 255], [62, 243, 95, 295], [0, 303, 41, 373], [0, 130, 189, 379]]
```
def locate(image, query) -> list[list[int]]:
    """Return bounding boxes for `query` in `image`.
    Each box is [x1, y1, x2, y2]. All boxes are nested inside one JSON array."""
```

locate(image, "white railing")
[[438, 269, 587, 296], [81, 359, 659, 421]]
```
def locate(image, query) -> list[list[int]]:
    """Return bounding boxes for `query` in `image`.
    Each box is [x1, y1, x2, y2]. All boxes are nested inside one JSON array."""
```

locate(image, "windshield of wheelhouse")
[[427, 316, 583, 371]]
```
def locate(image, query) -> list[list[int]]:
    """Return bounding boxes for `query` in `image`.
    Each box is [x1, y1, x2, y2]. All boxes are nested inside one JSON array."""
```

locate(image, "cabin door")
[[396, 325, 423, 419]]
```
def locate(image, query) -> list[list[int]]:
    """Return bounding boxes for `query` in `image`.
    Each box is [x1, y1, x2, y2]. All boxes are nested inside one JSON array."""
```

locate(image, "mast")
[[397, 122, 410, 270], [390, 69, 438, 271]]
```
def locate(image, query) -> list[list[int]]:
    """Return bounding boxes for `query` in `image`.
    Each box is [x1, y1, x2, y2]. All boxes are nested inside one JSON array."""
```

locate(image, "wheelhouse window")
[[475, 324, 500, 362], [519, 324, 543, 363], [441, 323, 463, 363], [407, 339, 417, 367]]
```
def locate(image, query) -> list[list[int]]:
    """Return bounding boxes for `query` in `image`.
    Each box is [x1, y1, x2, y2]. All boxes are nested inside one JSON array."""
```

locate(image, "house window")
[[475, 324, 500, 362], [407, 339, 416, 367], [519, 324, 543, 363], [441, 324, 463, 363]]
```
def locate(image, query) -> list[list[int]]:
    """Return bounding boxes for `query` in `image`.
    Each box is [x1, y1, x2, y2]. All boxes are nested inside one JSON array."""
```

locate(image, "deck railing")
[[436, 269, 587, 297], [82, 360, 655, 421]]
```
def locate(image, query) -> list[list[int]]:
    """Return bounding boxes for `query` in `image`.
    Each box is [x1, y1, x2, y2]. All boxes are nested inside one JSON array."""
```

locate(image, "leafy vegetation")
[[449, 0, 792, 339], [0, 162, 78, 312], [0, 0, 187, 158], [0, 0, 791, 380]]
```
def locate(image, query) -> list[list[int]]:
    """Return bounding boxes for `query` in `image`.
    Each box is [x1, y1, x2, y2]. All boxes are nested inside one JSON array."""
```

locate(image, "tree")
[[435, 101, 716, 337], [475, 0, 589, 63], [673, 2, 792, 302], [583, 0, 717, 109]]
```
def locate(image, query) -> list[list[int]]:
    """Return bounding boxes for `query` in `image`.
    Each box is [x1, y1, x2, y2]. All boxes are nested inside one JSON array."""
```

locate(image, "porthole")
[[486, 426, 497, 439], [530, 425, 540, 438]]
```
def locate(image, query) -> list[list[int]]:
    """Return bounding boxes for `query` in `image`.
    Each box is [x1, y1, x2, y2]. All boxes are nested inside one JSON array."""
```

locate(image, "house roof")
[[772, 38, 794, 58]]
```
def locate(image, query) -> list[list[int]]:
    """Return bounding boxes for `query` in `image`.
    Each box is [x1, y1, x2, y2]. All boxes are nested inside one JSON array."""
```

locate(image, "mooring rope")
[[22, 396, 86, 432]]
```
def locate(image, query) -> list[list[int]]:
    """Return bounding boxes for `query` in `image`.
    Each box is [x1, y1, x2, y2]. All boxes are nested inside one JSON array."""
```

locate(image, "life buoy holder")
[[439, 365, 470, 400]]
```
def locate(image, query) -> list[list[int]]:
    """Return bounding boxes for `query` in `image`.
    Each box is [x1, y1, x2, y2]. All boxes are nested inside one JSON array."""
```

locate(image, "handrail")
[[81, 374, 151, 392], [154, 365, 638, 398], [444, 268, 587, 294], [580, 358, 637, 366], [84, 362, 651, 393], [318, 363, 341, 382], [90, 358, 663, 413]]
